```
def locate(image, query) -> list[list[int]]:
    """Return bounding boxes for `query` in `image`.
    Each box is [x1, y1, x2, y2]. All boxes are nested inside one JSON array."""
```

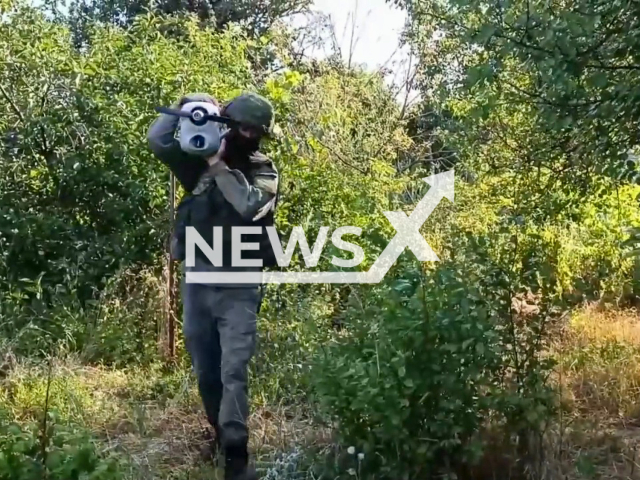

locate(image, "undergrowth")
[[1, 305, 639, 479]]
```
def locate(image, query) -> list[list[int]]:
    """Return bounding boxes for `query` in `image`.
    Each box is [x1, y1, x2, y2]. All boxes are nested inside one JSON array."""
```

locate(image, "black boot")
[[224, 444, 258, 480]]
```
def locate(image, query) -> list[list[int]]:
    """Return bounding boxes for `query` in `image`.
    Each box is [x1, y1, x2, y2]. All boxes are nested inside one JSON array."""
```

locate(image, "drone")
[[154, 105, 241, 129], [154, 102, 238, 155]]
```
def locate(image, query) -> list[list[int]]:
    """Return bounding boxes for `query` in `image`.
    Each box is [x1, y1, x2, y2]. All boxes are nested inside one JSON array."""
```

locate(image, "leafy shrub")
[[0, 409, 125, 480], [0, 266, 164, 365], [311, 234, 557, 479]]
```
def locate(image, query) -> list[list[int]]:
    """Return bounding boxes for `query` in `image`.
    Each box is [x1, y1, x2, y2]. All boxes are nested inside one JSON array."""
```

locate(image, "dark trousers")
[[182, 281, 262, 448]]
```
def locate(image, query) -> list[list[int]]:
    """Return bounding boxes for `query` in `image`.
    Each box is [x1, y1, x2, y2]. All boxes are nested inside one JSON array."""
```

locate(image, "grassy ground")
[[549, 304, 640, 479], [0, 357, 330, 479], [1, 304, 640, 479]]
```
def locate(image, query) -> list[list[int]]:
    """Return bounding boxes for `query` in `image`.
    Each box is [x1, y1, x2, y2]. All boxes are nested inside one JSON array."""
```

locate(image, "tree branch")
[[0, 84, 26, 123]]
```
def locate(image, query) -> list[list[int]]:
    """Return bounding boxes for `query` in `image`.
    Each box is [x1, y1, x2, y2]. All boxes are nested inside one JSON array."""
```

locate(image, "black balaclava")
[[223, 128, 260, 163]]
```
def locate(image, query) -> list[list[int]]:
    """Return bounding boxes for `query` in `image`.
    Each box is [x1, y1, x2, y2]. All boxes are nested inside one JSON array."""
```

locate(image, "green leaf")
[[588, 71, 608, 88], [476, 24, 497, 43]]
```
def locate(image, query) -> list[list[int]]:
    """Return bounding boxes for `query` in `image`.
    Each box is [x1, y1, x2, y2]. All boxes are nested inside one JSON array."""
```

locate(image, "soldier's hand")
[[207, 139, 226, 167]]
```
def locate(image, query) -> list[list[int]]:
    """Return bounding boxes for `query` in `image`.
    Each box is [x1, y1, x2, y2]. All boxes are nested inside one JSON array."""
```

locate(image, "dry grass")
[[546, 303, 640, 479], [555, 305, 640, 419]]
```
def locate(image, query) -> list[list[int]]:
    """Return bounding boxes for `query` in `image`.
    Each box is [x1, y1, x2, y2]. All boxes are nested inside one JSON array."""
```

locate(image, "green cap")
[[223, 92, 274, 135]]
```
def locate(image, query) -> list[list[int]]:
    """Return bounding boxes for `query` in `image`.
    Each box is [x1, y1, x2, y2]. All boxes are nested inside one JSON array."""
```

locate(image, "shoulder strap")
[[248, 152, 280, 210], [248, 151, 273, 167]]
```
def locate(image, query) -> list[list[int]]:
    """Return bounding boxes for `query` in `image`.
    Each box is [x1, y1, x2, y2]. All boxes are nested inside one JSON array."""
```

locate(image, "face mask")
[[224, 129, 260, 159]]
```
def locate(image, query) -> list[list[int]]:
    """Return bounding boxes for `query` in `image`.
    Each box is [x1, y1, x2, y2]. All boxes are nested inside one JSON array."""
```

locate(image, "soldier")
[[148, 91, 278, 480]]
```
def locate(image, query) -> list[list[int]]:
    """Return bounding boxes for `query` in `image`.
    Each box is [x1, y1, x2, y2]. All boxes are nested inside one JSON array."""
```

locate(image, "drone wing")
[[154, 106, 193, 118], [202, 114, 240, 127]]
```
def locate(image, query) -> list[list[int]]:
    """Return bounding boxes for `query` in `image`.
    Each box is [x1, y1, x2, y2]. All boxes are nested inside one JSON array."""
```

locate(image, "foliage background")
[[1, 0, 640, 478]]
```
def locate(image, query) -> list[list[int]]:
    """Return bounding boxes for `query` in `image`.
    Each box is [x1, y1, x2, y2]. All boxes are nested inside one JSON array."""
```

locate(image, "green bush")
[[0, 409, 125, 480], [0, 266, 164, 365], [310, 234, 557, 479]]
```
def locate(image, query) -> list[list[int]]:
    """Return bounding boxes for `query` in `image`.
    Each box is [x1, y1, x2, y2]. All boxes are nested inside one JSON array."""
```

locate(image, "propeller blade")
[[202, 115, 240, 127], [155, 107, 244, 129], [154, 106, 193, 118]]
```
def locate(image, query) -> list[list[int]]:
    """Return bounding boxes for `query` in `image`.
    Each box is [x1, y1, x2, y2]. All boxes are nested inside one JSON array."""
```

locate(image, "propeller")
[[154, 106, 240, 127]]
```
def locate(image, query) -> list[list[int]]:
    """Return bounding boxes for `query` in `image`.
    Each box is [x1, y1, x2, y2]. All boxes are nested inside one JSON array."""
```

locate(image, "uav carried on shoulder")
[[154, 101, 243, 158]]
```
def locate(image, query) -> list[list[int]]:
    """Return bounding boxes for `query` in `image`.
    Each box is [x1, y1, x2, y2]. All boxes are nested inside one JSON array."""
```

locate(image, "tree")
[[0, 4, 257, 303], [389, 0, 640, 185], [384, 0, 640, 304], [46, 0, 312, 46], [0, 1, 411, 356]]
